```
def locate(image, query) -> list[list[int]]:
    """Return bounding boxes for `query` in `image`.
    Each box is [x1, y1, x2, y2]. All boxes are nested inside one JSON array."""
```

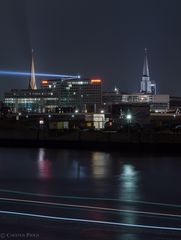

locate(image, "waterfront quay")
[[1, 115, 181, 153]]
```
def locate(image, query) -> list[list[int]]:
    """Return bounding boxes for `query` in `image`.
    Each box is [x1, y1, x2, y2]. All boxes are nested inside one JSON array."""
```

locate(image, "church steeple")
[[140, 48, 152, 93], [29, 49, 37, 90], [143, 48, 150, 78]]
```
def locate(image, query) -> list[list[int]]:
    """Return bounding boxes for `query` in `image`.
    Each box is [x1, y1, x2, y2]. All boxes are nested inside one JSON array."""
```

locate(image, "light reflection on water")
[[119, 164, 140, 225], [0, 148, 181, 206], [38, 148, 52, 179], [1, 148, 181, 239], [91, 152, 111, 178], [36, 149, 113, 180], [119, 164, 140, 201], [69, 159, 87, 179]]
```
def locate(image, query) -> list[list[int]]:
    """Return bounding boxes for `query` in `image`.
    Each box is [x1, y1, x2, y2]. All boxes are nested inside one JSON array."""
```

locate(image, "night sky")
[[0, 0, 181, 97]]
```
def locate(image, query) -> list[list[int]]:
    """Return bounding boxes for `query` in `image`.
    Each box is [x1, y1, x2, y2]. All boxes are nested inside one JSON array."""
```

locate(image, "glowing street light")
[[126, 114, 132, 121], [126, 113, 132, 141], [39, 119, 44, 125]]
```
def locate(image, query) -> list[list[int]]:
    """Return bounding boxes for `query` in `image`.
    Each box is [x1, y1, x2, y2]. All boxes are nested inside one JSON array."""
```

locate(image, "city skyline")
[[0, 0, 181, 97], [1, 2, 181, 239]]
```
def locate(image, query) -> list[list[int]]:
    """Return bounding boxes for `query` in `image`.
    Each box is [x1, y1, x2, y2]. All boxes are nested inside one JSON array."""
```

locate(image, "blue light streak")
[[0, 197, 181, 219], [0, 70, 80, 79], [0, 210, 181, 231]]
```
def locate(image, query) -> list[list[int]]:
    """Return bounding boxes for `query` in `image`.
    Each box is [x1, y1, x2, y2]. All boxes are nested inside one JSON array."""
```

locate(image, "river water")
[[0, 147, 181, 239]]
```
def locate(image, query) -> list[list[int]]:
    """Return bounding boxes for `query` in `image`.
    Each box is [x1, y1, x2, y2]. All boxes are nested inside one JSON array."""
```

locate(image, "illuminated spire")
[[29, 49, 37, 90], [143, 48, 150, 77], [140, 48, 151, 93], [140, 48, 157, 94]]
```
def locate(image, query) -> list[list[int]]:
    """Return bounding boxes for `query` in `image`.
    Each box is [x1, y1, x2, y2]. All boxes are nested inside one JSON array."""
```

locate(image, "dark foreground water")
[[0, 147, 181, 240]]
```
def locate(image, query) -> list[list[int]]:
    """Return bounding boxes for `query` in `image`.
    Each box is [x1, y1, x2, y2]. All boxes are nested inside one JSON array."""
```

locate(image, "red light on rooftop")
[[91, 79, 102, 84]]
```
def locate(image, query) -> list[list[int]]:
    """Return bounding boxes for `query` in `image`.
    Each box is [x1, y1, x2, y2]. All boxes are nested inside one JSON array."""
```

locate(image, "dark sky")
[[0, 0, 181, 97]]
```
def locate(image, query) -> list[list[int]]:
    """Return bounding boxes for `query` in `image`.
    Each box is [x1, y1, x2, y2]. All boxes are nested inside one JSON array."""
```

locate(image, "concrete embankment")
[[0, 129, 181, 153]]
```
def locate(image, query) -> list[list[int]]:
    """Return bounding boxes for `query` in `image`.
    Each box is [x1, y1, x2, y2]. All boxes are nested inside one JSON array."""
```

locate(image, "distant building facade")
[[103, 91, 169, 113], [102, 90, 124, 106], [4, 89, 59, 113], [4, 78, 102, 114], [49, 113, 105, 130], [41, 78, 102, 113], [121, 94, 169, 112], [170, 96, 181, 109]]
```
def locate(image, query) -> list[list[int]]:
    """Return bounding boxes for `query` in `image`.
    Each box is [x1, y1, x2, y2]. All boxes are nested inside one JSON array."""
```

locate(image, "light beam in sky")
[[0, 70, 81, 79]]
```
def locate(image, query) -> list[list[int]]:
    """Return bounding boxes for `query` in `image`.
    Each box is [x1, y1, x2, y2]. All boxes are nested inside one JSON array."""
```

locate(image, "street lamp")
[[126, 113, 132, 141], [39, 119, 44, 127], [126, 114, 132, 122], [39, 119, 44, 125], [37, 119, 45, 140]]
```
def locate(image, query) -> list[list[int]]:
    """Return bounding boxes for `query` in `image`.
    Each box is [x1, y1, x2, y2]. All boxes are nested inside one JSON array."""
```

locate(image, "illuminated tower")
[[140, 48, 152, 93], [29, 49, 37, 90]]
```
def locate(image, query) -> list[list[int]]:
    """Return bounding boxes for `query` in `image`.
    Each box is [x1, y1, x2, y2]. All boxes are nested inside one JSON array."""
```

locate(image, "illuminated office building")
[[41, 78, 102, 112], [4, 89, 59, 113], [4, 48, 102, 114], [4, 78, 102, 113]]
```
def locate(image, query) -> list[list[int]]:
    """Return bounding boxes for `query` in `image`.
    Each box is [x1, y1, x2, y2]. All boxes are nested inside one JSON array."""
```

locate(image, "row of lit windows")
[[62, 81, 89, 85], [9, 92, 54, 97], [62, 87, 101, 90], [5, 97, 58, 100]]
